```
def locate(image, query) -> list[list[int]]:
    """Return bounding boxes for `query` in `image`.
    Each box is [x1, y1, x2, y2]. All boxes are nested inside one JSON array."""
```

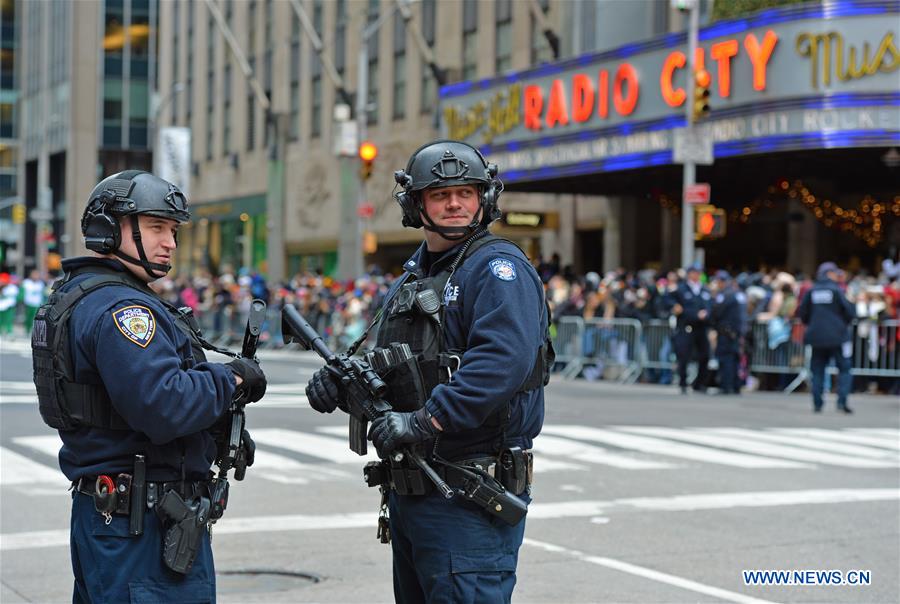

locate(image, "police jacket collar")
[[62, 256, 132, 275], [403, 241, 468, 278]]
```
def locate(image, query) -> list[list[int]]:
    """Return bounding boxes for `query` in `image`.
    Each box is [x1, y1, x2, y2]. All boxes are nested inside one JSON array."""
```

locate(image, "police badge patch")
[[489, 258, 517, 281], [112, 305, 157, 348]]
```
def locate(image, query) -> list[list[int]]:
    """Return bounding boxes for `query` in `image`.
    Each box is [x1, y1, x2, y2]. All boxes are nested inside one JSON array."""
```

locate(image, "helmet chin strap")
[[420, 205, 485, 242], [113, 215, 171, 280]]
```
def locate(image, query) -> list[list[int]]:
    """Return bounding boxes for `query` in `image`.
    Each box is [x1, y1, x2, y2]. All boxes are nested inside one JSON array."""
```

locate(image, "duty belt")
[[73, 475, 210, 517]]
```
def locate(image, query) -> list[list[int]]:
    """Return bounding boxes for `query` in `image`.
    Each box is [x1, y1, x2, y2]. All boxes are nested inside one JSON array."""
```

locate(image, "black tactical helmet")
[[81, 170, 190, 278], [393, 140, 503, 239]]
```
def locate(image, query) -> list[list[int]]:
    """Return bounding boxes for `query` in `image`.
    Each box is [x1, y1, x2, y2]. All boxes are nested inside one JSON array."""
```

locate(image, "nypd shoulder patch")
[[112, 305, 157, 348], [489, 258, 517, 281]]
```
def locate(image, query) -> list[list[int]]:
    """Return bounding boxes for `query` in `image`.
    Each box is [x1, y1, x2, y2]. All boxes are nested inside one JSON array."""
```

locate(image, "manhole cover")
[[216, 569, 322, 594]]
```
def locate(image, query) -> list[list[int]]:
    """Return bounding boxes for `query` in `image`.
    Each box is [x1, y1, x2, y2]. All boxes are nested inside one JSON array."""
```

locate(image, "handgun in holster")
[[157, 490, 211, 575]]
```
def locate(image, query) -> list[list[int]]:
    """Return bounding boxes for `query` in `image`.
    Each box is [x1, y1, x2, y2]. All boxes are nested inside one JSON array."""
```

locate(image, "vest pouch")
[[32, 305, 75, 430], [381, 357, 428, 412]]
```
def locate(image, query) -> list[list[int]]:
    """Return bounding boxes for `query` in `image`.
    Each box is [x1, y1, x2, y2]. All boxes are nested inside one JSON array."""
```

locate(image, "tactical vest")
[[33, 266, 207, 431], [370, 234, 552, 426]]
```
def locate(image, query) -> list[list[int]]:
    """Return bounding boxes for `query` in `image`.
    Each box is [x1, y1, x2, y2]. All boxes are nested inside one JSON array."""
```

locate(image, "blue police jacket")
[[667, 281, 712, 331], [796, 277, 855, 348], [56, 257, 236, 482], [386, 237, 547, 456], [711, 286, 747, 352]]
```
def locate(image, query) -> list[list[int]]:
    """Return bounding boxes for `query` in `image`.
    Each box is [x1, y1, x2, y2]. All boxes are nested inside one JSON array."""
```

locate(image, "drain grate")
[[216, 569, 322, 594]]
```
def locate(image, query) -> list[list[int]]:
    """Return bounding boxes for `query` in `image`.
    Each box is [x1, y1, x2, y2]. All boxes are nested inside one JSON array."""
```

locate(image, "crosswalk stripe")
[[248, 450, 353, 485], [0, 446, 65, 485], [774, 428, 900, 451], [620, 427, 897, 468], [542, 426, 809, 468], [250, 428, 379, 464], [13, 435, 62, 458], [847, 428, 899, 438], [704, 428, 900, 460], [534, 435, 674, 470]]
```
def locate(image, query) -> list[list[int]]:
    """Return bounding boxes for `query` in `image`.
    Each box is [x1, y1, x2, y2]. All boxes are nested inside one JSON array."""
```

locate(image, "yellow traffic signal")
[[692, 69, 711, 122], [359, 141, 378, 181], [12, 203, 25, 224]]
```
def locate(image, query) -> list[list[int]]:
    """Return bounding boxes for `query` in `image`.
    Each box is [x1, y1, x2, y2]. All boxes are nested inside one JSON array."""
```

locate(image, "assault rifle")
[[210, 298, 266, 519], [281, 304, 453, 498]]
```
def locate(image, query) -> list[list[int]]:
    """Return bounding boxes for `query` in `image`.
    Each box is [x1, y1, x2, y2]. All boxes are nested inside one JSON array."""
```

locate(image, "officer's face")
[[119, 215, 179, 279], [421, 185, 481, 227]]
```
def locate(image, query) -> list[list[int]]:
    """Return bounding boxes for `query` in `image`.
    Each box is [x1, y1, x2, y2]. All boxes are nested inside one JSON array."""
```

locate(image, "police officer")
[[32, 171, 267, 602], [796, 261, 855, 413], [306, 140, 549, 603], [710, 271, 747, 395], [667, 264, 712, 394]]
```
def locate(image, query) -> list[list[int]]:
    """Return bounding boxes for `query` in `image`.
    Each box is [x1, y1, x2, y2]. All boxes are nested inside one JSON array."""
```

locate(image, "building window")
[[462, 0, 477, 81], [420, 0, 436, 113], [366, 0, 379, 125], [392, 11, 406, 120], [246, 57, 256, 150], [0, 102, 14, 138], [102, 79, 123, 147], [311, 57, 322, 138], [223, 63, 231, 155], [494, 0, 511, 74], [104, 2, 124, 77], [248, 0, 257, 54], [334, 0, 346, 76], [289, 14, 301, 140], [186, 1, 193, 124], [130, 1, 150, 78], [171, 0, 180, 124], [530, 0, 554, 66]]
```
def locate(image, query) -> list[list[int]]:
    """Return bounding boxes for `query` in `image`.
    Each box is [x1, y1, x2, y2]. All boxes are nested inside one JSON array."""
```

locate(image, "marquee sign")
[[438, 1, 899, 183]]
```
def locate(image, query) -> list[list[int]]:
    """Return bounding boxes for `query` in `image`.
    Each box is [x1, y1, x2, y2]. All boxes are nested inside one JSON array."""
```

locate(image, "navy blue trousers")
[[70, 491, 215, 603], [388, 490, 529, 604], [810, 345, 852, 410]]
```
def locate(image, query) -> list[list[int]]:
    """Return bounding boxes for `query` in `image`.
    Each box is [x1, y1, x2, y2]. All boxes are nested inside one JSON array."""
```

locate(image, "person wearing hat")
[[667, 263, 712, 394], [710, 271, 747, 394], [796, 261, 856, 413]]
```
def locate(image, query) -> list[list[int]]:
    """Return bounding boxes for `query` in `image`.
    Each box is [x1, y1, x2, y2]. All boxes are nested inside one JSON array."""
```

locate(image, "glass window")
[[335, 0, 346, 74], [462, 31, 477, 80], [129, 81, 149, 119], [104, 5, 125, 77], [130, 10, 150, 78], [248, 0, 257, 53], [367, 59, 378, 125], [206, 107, 214, 160], [311, 76, 322, 138], [495, 0, 511, 74], [392, 52, 405, 120], [0, 102, 14, 138]]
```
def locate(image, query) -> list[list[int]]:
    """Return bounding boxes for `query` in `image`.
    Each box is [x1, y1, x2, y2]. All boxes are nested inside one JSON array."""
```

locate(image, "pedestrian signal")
[[359, 141, 378, 181], [695, 206, 726, 239], [12, 203, 25, 224], [692, 69, 711, 122]]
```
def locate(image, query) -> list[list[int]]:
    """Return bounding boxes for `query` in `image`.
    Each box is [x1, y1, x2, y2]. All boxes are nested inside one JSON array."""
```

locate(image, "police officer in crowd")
[[710, 271, 747, 395], [797, 261, 856, 413], [32, 171, 267, 601], [667, 264, 712, 394], [306, 140, 550, 602]]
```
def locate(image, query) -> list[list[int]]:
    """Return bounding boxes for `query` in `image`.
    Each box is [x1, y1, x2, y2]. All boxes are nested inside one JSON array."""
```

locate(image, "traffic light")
[[359, 141, 378, 181], [12, 203, 25, 224], [695, 206, 726, 239], [692, 68, 711, 122]]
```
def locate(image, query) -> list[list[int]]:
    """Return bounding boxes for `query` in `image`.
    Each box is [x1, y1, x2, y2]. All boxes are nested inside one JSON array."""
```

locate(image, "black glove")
[[367, 408, 437, 455], [227, 357, 267, 403], [306, 367, 345, 414], [240, 429, 255, 468]]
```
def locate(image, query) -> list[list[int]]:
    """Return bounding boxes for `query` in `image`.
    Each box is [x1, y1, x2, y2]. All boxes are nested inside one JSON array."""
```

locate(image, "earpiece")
[[82, 190, 121, 254]]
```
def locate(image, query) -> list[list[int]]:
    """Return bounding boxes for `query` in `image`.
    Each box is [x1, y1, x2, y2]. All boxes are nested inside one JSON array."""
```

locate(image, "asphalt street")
[[1, 336, 898, 603]]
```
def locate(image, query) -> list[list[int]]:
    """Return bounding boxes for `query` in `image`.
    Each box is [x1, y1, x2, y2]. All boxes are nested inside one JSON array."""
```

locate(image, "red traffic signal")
[[695, 206, 726, 239]]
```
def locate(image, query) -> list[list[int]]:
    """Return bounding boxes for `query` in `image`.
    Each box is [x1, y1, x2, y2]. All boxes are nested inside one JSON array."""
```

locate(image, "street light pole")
[[680, 1, 699, 269]]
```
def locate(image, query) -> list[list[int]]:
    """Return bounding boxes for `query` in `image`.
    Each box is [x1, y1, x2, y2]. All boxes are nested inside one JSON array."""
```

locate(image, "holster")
[[156, 490, 211, 575]]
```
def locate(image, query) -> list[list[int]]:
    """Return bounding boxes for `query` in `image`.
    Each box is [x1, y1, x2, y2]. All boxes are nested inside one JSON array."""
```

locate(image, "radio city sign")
[[439, 3, 899, 177]]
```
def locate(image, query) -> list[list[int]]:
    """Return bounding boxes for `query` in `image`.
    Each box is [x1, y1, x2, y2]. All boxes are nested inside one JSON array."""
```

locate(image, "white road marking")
[[524, 538, 779, 604], [249, 450, 353, 484], [534, 434, 674, 469], [774, 428, 900, 451], [12, 435, 62, 458], [4, 488, 896, 551], [705, 428, 900, 460], [542, 426, 808, 468], [620, 426, 897, 468], [0, 447, 65, 486], [0, 395, 39, 404], [250, 428, 379, 464]]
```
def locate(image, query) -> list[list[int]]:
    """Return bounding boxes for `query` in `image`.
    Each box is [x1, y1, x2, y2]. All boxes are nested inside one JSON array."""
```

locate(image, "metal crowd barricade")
[[552, 317, 643, 383], [851, 319, 899, 377], [747, 319, 807, 375], [641, 319, 675, 372]]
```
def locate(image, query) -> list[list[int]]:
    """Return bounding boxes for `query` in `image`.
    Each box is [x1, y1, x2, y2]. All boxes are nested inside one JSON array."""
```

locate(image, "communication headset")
[[81, 190, 123, 254], [393, 140, 503, 230]]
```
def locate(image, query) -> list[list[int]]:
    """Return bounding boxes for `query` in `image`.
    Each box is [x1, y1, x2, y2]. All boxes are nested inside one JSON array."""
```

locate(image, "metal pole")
[[680, 2, 699, 269]]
